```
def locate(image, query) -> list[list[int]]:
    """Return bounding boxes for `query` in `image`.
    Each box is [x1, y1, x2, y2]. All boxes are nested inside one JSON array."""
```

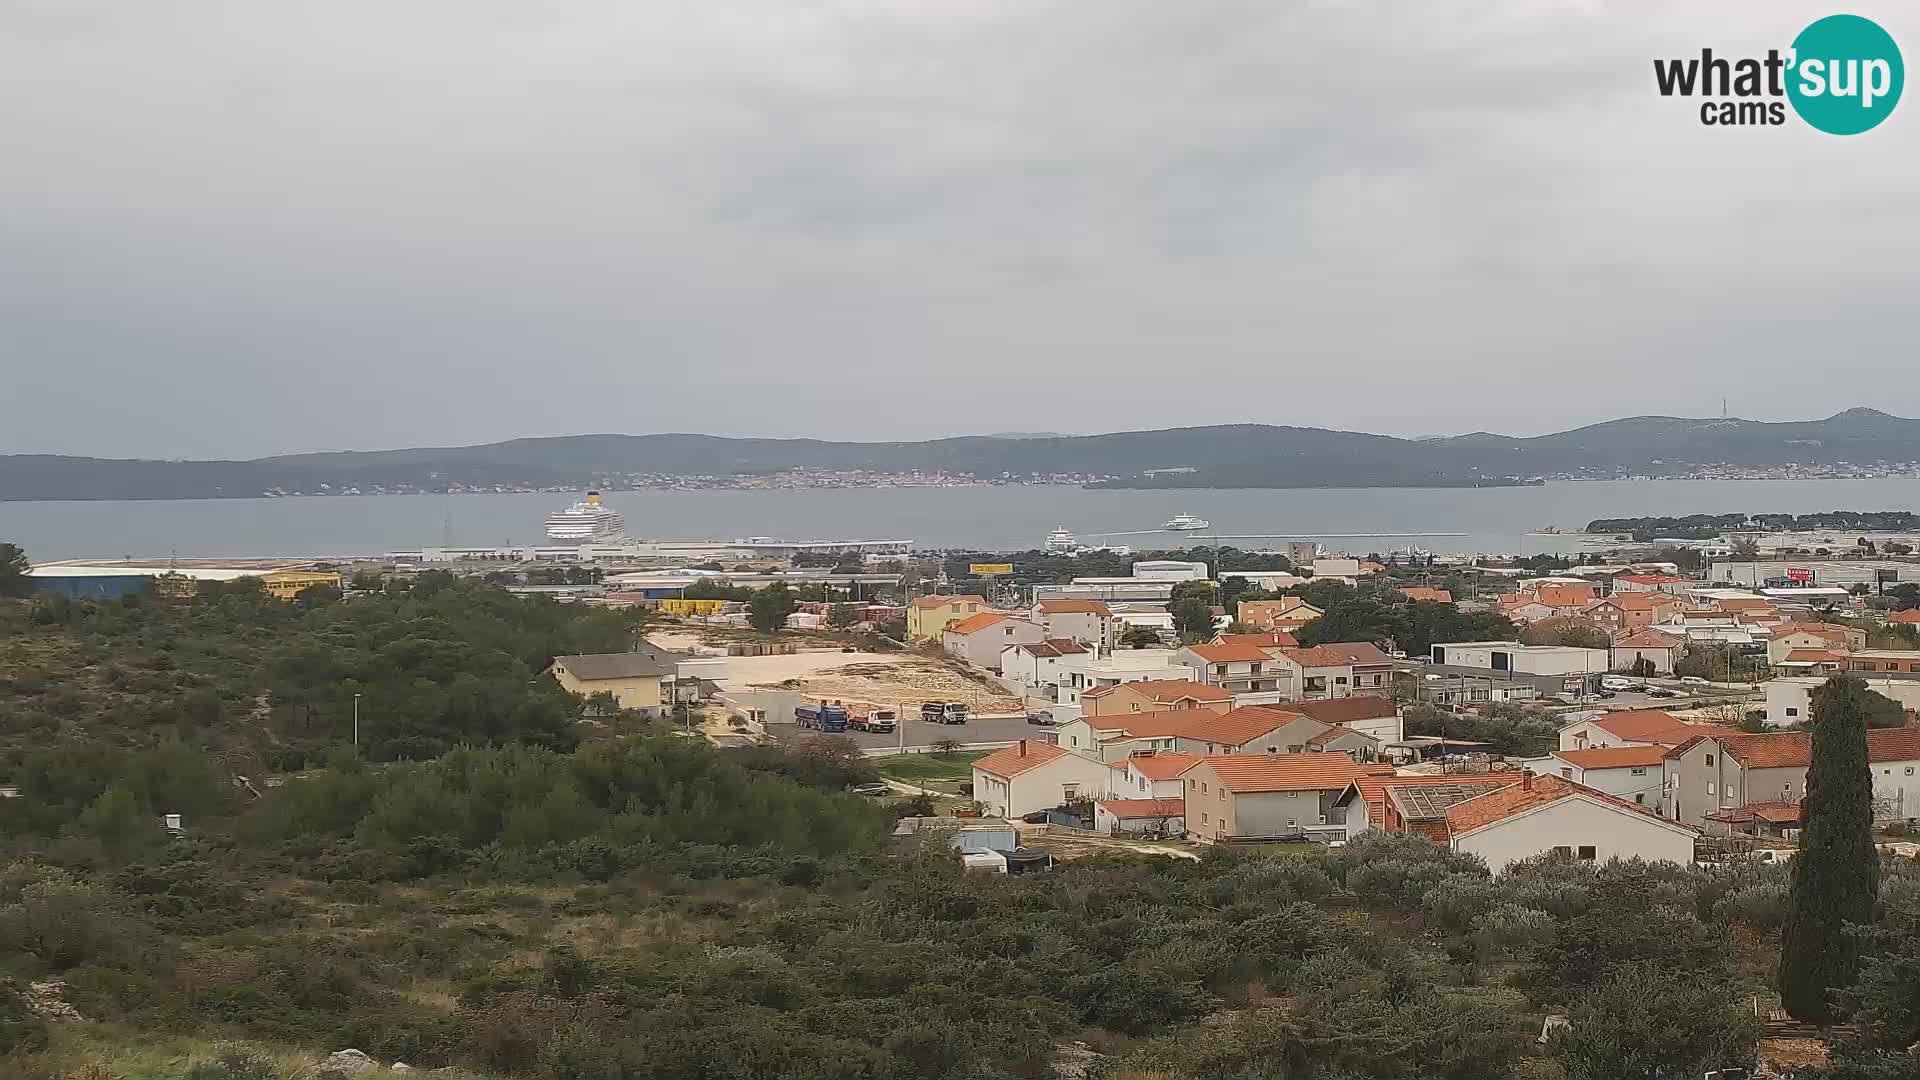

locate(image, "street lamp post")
[[352, 693, 362, 751]]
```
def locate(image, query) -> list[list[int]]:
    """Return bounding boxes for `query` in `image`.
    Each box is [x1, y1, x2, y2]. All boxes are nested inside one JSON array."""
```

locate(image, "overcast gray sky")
[[3, 1, 1916, 458]]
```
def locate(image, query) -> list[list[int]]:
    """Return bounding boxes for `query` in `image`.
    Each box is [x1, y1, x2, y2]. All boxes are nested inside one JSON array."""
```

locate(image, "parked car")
[[1600, 676, 1641, 692], [1026, 710, 1056, 726], [1679, 676, 1712, 687], [848, 782, 892, 796], [1646, 686, 1686, 698], [1020, 809, 1053, 824]]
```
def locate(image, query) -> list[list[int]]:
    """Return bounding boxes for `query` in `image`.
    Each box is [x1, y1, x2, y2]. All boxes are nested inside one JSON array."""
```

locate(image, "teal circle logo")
[[1787, 14, 1903, 134]]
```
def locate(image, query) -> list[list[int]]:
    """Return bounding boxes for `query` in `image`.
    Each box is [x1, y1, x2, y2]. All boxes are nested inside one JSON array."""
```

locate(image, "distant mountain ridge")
[[3, 409, 1917, 501]]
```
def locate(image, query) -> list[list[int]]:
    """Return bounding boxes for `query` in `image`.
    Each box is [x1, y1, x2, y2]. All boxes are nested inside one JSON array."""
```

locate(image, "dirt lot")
[[705, 648, 1022, 714]]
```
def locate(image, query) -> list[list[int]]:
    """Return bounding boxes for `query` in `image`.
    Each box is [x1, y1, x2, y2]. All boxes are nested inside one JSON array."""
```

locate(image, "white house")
[[1177, 642, 1295, 702], [1083, 649, 1191, 691], [1765, 675, 1920, 727], [969, 740, 1117, 819], [1032, 600, 1117, 651], [1442, 774, 1699, 874], [999, 639, 1091, 701], [942, 613, 1046, 671], [1610, 630, 1686, 676], [1094, 798, 1185, 836], [1525, 746, 1667, 808], [1107, 750, 1203, 799], [1557, 709, 1733, 752], [1428, 641, 1610, 677], [1284, 696, 1404, 743]]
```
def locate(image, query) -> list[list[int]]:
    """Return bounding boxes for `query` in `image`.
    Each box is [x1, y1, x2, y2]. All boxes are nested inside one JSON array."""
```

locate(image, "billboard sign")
[[969, 563, 1013, 576], [1877, 568, 1900, 584], [1786, 567, 1814, 583]]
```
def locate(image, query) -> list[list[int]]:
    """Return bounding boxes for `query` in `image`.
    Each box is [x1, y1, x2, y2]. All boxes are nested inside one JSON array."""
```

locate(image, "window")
[[1559, 767, 1572, 779], [1908, 767, 1916, 776], [1786, 707, 1798, 717], [1630, 767, 1647, 776], [1201, 782, 1208, 794], [1287, 818, 1296, 828], [1706, 781, 1715, 795], [1063, 784, 1079, 800], [1552, 845, 1572, 856], [1578, 846, 1597, 861], [1218, 789, 1225, 801], [1705, 754, 1715, 766], [1635, 793, 1646, 805], [1188, 778, 1195, 790]]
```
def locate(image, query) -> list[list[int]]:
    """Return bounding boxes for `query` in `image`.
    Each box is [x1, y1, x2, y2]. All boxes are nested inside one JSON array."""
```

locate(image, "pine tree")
[[1777, 673, 1881, 1024]]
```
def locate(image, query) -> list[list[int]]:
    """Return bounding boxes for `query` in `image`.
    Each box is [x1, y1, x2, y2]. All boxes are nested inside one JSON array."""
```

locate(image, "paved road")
[[783, 714, 1056, 752]]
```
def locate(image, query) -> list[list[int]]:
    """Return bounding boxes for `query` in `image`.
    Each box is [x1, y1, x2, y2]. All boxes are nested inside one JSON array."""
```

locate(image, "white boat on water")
[[1163, 513, 1210, 531], [545, 491, 627, 544], [1044, 526, 1076, 552]]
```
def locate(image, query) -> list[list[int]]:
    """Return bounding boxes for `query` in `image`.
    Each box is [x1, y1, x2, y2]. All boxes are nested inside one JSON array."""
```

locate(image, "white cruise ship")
[[544, 492, 627, 544], [1044, 526, 1076, 552], [1163, 513, 1210, 531]]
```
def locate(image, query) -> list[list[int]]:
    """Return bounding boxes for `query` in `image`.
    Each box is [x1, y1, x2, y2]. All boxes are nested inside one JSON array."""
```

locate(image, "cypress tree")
[[1777, 673, 1880, 1023]]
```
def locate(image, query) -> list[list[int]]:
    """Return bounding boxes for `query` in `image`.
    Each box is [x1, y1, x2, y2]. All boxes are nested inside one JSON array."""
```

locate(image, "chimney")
[[1018, 739, 1027, 757], [1522, 771, 1533, 791]]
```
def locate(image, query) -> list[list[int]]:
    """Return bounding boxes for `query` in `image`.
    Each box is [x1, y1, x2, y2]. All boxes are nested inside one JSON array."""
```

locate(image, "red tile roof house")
[[1283, 695, 1405, 742], [1335, 771, 1523, 838], [941, 612, 1046, 671], [1433, 773, 1699, 874], [1557, 709, 1739, 753], [1181, 753, 1376, 844], [1663, 728, 1920, 827], [1527, 746, 1669, 809], [1031, 599, 1117, 651], [1397, 586, 1454, 604], [1610, 629, 1686, 676], [1274, 642, 1397, 700], [1338, 771, 1696, 872], [1094, 797, 1187, 837], [1078, 678, 1234, 719], [969, 740, 1120, 819], [1107, 750, 1204, 799], [1176, 642, 1296, 701], [1059, 705, 1367, 761]]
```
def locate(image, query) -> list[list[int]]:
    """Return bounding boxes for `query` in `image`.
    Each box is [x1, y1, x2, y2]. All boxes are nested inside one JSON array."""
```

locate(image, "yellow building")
[[548, 650, 676, 716], [657, 597, 729, 617], [907, 594, 991, 642], [261, 570, 344, 601]]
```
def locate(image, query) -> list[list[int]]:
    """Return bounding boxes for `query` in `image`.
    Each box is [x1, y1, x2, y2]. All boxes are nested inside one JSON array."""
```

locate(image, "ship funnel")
[[586, 491, 601, 506]]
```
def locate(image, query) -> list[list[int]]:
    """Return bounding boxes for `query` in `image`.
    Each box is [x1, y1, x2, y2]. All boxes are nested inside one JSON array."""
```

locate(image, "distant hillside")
[[5, 408, 1919, 500]]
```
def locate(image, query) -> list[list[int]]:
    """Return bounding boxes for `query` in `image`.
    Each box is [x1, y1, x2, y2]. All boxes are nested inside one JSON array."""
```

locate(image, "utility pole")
[[352, 693, 362, 751]]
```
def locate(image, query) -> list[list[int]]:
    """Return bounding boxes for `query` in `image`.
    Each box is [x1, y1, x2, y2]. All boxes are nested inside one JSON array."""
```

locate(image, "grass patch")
[[872, 751, 987, 789]]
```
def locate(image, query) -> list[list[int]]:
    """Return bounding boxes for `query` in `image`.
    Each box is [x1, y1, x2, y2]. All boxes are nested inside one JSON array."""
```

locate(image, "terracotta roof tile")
[[1085, 679, 1231, 704], [1185, 643, 1273, 663], [1551, 746, 1668, 770], [1282, 696, 1399, 726], [1086, 707, 1225, 739], [1014, 638, 1089, 658], [973, 740, 1072, 779], [1444, 773, 1691, 836], [1586, 710, 1738, 748], [1398, 587, 1454, 603], [944, 612, 1011, 635], [1782, 648, 1847, 664], [1190, 752, 1365, 793], [1179, 706, 1305, 747], [1887, 610, 1920, 624], [1098, 797, 1185, 819], [1344, 771, 1522, 829], [1036, 600, 1113, 616]]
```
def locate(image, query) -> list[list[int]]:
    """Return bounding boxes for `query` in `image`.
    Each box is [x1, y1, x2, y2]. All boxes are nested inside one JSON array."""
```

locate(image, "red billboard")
[[1786, 567, 1813, 583]]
